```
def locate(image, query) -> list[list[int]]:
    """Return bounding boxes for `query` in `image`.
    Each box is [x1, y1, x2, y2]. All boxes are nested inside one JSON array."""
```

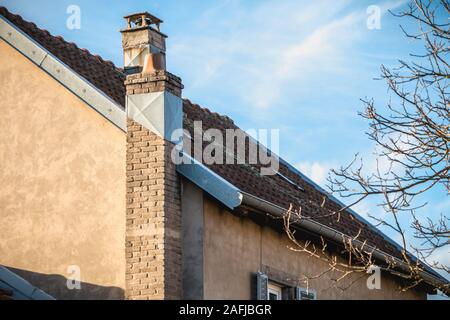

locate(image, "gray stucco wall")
[[181, 179, 204, 299]]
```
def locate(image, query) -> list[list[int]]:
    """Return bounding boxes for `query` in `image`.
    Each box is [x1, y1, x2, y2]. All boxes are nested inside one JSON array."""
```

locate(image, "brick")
[[126, 116, 182, 300]]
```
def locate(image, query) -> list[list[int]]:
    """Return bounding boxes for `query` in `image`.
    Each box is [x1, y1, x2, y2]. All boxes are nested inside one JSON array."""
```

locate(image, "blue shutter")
[[256, 272, 268, 300], [295, 287, 316, 300]]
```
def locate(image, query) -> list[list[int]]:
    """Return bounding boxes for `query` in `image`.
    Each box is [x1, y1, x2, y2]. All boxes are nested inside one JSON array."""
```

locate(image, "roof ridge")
[[183, 98, 235, 127]]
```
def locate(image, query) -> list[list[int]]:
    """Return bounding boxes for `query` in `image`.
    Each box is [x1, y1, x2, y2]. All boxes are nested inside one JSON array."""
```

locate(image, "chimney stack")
[[122, 12, 183, 300]]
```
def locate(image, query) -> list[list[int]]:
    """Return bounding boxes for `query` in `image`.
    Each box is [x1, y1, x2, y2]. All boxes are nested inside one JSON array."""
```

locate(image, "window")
[[255, 272, 317, 300], [268, 282, 282, 300]]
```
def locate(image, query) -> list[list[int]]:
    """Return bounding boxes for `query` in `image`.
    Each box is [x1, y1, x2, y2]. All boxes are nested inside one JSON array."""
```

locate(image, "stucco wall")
[[181, 178, 204, 299], [0, 40, 126, 299], [203, 197, 426, 300]]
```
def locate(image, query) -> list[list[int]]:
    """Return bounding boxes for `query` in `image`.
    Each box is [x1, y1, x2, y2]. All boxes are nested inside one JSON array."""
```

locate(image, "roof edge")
[[176, 152, 243, 210], [244, 131, 443, 280], [240, 191, 449, 290], [0, 266, 54, 300], [176, 151, 447, 288]]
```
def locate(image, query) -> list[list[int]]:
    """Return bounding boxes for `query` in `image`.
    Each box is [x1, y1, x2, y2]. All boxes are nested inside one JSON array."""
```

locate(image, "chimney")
[[122, 12, 183, 300], [121, 12, 166, 74]]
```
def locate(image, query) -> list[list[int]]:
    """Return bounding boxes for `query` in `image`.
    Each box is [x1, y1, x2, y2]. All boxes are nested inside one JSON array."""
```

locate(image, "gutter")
[[243, 135, 444, 282], [176, 153, 242, 210], [276, 157, 442, 276], [240, 191, 448, 291], [176, 152, 447, 289]]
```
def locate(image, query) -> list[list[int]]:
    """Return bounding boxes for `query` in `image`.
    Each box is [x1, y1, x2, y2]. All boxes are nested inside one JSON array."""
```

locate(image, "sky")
[[1, 0, 448, 287]]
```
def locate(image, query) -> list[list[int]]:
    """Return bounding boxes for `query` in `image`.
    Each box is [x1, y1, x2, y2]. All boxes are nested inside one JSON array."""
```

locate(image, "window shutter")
[[295, 287, 316, 300], [255, 272, 268, 300]]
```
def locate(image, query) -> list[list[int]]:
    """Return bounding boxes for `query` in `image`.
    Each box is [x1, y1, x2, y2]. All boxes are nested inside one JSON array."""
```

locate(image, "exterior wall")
[[181, 178, 204, 299], [0, 40, 126, 299], [203, 197, 427, 300]]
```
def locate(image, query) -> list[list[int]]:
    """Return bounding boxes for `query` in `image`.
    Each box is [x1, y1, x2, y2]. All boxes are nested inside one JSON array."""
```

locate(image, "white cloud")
[[171, 0, 355, 106], [170, 0, 406, 110]]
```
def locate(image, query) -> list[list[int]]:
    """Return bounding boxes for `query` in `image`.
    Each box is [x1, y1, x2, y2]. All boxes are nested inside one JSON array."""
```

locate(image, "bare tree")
[[286, 0, 449, 295], [283, 206, 377, 294]]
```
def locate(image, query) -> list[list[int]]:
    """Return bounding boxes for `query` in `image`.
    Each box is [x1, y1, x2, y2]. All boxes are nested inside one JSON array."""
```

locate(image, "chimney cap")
[[123, 12, 163, 31]]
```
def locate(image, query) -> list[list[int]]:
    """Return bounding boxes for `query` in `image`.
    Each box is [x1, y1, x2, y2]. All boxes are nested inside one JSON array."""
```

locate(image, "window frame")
[[267, 282, 283, 300]]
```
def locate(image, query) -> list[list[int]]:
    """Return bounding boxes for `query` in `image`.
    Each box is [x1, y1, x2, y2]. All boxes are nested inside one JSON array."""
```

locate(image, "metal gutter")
[[246, 132, 444, 281], [0, 266, 54, 300], [176, 152, 446, 286], [240, 191, 448, 290], [0, 15, 126, 132], [249, 130, 414, 267], [176, 153, 242, 210], [176, 149, 447, 288], [278, 157, 445, 281]]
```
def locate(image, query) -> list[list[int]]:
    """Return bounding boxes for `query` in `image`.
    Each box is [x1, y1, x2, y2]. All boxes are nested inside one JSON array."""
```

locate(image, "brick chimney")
[[121, 12, 183, 300]]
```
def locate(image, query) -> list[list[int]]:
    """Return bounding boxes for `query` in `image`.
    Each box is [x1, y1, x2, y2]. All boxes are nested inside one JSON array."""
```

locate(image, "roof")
[[182, 101, 402, 257], [0, 7, 125, 107], [0, 266, 54, 300], [0, 288, 13, 300], [0, 6, 444, 283]]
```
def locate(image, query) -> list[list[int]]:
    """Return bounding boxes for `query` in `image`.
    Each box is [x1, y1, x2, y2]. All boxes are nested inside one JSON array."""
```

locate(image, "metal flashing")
[[176, 152, 242, 210], [127, 91, 182, 143], [0, 266, 54, 300]]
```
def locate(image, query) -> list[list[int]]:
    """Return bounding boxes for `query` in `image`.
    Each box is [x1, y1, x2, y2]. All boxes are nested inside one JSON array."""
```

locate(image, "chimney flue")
[[121, 12, 167, 75]]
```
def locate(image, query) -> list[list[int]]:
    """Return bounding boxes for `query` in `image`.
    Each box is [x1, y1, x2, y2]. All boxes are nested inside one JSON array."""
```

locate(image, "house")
[[0, 7, 446, 300]]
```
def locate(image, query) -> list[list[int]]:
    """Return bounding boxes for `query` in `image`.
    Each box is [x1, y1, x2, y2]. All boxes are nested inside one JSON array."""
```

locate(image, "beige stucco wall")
[[0, 40, 126, 299], [203, 197, 426, 300]]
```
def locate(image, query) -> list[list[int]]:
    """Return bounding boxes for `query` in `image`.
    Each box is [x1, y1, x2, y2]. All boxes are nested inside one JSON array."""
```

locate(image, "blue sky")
[[1, 0, 448, 284]]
